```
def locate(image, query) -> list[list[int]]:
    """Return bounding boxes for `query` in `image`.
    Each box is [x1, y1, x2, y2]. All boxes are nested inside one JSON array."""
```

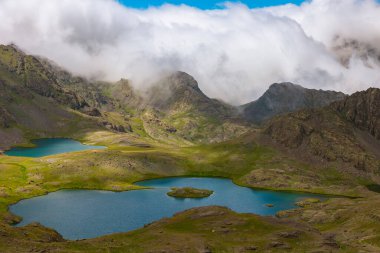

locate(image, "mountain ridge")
[[0, 43, 371, 149], [0, 45, 248, 146]]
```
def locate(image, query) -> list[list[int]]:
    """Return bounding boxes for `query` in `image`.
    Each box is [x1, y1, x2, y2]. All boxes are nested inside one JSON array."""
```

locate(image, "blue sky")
[[118, 0, 306, 9]]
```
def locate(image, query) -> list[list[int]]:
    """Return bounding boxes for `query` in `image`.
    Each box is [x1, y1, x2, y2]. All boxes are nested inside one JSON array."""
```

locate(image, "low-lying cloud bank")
[[0, 0, 379, 104]]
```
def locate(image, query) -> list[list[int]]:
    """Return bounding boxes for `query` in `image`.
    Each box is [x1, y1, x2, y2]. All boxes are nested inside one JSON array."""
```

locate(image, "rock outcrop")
[[0, 107, 14, 128], [331, 88, 380, 140]]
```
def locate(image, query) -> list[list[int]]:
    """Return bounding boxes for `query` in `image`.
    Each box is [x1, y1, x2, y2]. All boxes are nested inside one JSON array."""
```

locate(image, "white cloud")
[[0, 0, 379, 104]]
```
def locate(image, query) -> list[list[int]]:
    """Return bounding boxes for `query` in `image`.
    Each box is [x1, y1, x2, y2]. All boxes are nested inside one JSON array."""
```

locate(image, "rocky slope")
[[0, 45, 90, 110], [263, 88, 380, 174], [0, 45, 110, 149], [241, 82, 346, 124]]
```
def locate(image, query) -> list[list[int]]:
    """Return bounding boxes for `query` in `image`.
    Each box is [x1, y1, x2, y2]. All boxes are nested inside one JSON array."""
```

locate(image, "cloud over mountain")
[[0, 0, 379, 104]]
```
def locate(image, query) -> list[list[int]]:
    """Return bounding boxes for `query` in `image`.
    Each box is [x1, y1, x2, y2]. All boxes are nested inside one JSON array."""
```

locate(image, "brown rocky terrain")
[[277, 193, 380, 253], [263, 88, 380, 174], [0, 107, 14, 128]]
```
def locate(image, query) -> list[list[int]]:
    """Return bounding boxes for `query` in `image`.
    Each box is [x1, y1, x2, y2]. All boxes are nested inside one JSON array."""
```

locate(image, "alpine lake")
[[6, 139, 327, 240]]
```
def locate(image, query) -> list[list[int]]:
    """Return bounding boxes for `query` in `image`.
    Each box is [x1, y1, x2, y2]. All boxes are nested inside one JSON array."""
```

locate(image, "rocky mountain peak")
[[241, 82, 346, 124], [143, 71, 237, 122], [145, 71, 208, 111], [169, 71, 200, 90], [267, 82, 304, 91]]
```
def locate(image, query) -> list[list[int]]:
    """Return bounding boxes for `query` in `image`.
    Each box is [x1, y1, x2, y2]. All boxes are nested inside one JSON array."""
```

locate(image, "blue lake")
[[4, 138, 105, 157], [10, 177, 326, 240]]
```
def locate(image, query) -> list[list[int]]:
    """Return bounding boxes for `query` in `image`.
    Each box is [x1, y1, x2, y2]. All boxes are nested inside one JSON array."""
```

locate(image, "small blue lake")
[[4, 138, 105, 157], [10, 177, 326, 240]]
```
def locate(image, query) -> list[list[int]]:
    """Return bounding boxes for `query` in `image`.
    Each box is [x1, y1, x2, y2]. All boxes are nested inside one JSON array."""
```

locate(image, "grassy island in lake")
[[167, 187, 214, 198]]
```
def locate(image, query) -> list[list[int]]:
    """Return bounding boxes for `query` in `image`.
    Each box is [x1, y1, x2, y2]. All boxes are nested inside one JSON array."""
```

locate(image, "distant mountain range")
[[0, 43, 379, 176]]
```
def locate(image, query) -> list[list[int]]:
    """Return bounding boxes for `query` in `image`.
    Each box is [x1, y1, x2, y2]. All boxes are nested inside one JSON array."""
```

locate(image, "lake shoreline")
[[10, 177, 329, 240], [4, 138, 106, 158]]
